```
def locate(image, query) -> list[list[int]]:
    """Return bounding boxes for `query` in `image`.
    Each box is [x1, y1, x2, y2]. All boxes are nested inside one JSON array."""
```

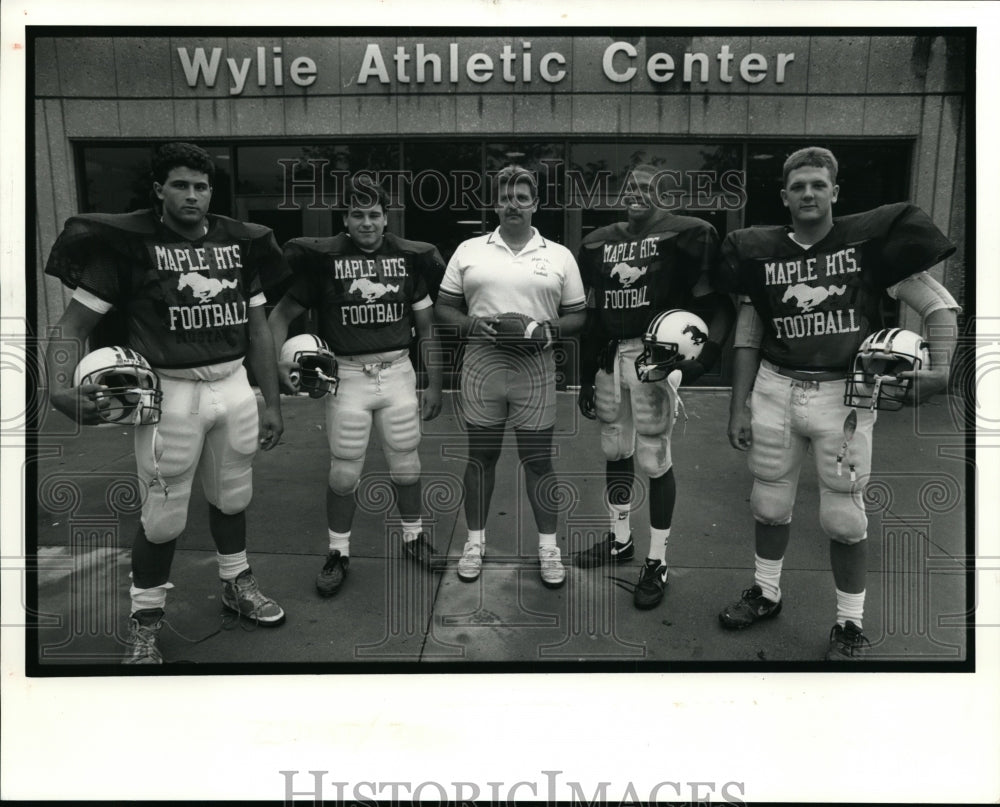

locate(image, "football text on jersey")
[[158, 243, 250, 337], [765, 246, 861, 339], [334, 255, 409, 327]]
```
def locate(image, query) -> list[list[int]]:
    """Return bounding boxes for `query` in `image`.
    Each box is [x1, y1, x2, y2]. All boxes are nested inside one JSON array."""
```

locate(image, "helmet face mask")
[[635, 309, 709, 383], [73, 347, 162, 425], [845, 328, 929, 411], [280, 335, 339, 398]]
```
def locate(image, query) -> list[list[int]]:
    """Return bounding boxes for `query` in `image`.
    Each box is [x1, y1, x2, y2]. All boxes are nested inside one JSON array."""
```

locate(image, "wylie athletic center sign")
[[175, 39, 797, 95]]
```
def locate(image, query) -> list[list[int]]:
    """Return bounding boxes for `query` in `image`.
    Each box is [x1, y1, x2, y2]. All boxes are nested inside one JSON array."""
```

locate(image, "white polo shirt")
[[439, 227, 586, 321]]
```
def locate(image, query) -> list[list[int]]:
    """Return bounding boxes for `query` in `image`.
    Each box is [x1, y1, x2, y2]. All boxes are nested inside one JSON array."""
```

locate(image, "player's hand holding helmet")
[[635, 309, 713, 384], [72, 346, 162, 425], [488, 312, 554, 352], [844, 327, 930, 411], [279, 334, 339, 398]]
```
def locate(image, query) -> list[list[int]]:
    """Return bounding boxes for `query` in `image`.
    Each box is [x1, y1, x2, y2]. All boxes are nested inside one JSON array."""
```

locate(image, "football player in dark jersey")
[[715, 146, 960, 660], [268, 177, 445, 598], [575, 164, 734, 610], [44, 142, 290, 664]]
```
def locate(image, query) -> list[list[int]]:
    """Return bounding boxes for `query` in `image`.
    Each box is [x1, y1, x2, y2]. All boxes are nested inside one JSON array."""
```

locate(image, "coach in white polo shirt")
[[435, 165, 587, 588]]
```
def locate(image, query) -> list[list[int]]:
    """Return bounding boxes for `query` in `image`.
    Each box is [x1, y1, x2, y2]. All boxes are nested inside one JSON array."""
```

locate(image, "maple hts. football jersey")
[[578, 212, 720, 340], [282, 232, 444, 357], [45, 209, 289, 369], [716, 202, 955, 372]]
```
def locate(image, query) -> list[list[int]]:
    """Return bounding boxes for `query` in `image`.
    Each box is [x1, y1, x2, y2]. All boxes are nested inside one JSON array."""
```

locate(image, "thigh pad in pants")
[[327, 385, 373, 494], [814, 401, 874, 544], [747, 378, 806, 526], [136, 377, 204, 543], [595, 368, 634, 461], [199, 369, 259, 515], [375, 370, 422, 485]]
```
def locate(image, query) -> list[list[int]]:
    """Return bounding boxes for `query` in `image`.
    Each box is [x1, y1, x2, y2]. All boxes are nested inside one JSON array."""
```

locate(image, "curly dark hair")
[[151, 142, 216, 186], [344, 173, 390, 213]]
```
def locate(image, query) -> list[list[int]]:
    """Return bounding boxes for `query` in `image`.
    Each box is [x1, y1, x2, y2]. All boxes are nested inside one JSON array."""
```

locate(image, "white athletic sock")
[[609, 503, 631, 543], [538, 532, 557, 549], [467, 529, 485, 548], [836, 588, 866, 629], [216, 550, 249, 582], [129, 582, 173, 615], [754, 554, 783, 603], [401, 519, 422, 543], [328, 529, 351, 556], [646, 527, 670, 564]]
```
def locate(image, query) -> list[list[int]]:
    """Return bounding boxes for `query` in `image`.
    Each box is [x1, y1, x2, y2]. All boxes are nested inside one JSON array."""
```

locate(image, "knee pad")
[[820, 490, 868, 543], [631, 381, 673, 436], [141, 480, 193, 543], [386, 448, 421, 486], [328, 456, 364, 496], [635, 432, 671, 478], [600, 423, 634, 462], [378, 401, 421, 454], [376, 401, 422, 485], [749, 479, 795, 526], [594, 371, 622, 423], [211, 468, 253, 515]]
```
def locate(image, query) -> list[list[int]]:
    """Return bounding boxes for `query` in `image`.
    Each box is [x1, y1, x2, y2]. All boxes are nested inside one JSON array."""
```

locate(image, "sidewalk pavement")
[[31, 387, 970, 670]]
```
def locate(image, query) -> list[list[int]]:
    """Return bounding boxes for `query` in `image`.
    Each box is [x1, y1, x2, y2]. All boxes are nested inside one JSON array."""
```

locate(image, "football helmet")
[[280, 334, 339, 398], [635, 309, 709, 383], [72, 346, 162, 425], [844, 327, 930, 411]]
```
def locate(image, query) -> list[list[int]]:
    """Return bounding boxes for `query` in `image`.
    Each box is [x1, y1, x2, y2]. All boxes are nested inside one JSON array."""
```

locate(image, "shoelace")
[[127, 619, 164, 661], [839, 625, 871, 652], [230, 576, 276, 618]]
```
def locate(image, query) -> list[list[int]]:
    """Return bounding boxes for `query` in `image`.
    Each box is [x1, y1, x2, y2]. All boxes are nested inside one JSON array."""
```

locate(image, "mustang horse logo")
[[610, 262, 648, 288], [178, 272, 238, 302], [781, 283, 847, 313], [349, 278, 400, 302], [683, 323, 708, 345]]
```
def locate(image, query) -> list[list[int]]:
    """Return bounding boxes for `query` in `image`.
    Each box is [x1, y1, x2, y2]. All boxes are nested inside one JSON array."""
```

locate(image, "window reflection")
[[79, 143, 232, 216]]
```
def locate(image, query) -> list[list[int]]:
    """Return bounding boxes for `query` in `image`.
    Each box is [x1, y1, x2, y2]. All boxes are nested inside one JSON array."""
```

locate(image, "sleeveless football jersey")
[[716, 202, 955, 372], [282, 232, 444, 356], [45, 209, 288, 369], [578, 212, 720, 340]]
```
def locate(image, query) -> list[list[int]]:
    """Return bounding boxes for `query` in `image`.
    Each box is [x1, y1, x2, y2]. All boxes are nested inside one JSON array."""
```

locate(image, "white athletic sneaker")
[[539, 545, 566, 589], [457, 540, 484, 582]]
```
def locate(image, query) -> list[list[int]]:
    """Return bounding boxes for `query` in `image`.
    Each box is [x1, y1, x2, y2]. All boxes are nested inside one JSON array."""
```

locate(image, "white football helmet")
[[845, 327, 930, 411], [72, 346, 162, 425], [279, 334, 339, 398], [635, 309, 709, 383]]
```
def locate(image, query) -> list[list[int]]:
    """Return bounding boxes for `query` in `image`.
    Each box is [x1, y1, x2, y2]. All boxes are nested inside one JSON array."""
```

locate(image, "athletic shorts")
[[458, 342, 556, 430]]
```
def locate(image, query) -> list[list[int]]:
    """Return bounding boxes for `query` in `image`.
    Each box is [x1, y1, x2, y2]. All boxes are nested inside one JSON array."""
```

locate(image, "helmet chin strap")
[[869, 373, 899, 420], [130, 394, 169, 499], [665, 368, 688, 433], [837, 408, 859, 481]]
